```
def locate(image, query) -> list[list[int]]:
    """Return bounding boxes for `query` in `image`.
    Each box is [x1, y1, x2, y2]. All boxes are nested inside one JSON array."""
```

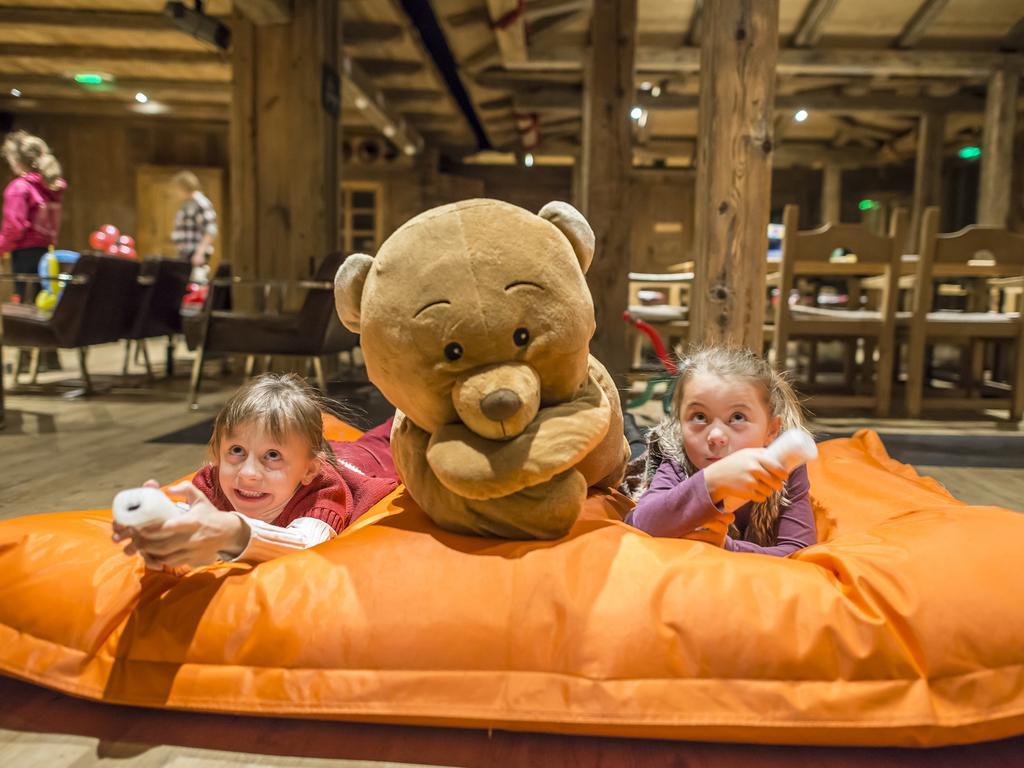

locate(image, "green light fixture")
[[958, 145, 981, 160], [858, 199, 878, 212], [73, 73, 105, 85]]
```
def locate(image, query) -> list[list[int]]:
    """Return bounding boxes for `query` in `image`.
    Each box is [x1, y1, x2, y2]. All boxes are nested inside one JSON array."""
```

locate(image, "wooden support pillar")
[[821, 163, 842, 225], [230, 0, 342, 287], [579, 0, 636, 387], [978, 68, 1020, 227], [910, 110, 945, 251], [692, 0, 779, 349]]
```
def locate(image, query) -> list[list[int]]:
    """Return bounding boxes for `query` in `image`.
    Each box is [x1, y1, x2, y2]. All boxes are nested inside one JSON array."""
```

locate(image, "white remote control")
[[112, 487, 188, 528], [716, 430, 818, 517], [764, 428, 818, 472]]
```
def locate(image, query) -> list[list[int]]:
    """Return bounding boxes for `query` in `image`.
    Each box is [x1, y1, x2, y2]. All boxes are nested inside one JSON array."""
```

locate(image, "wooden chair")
[[626, 271, 691, 371], [122, 258, 191, 378], [187, 253, 358, 408], [1, 254, 141, 395], [773, 204, 908, 417], [903, 207, 1024, 420]]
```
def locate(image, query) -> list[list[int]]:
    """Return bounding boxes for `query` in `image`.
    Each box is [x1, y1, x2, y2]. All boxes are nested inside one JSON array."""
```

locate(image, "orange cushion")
[[0, 428, 1021, 747]]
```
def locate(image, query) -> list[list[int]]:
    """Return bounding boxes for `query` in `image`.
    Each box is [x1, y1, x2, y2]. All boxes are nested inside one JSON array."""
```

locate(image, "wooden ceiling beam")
[[524, 0, 588, 24], [895, 0, 953, 49], [342, 55, 425, 156], [353, 58, 424, 77], [485, 0, 529, 66], [233, 0, 290, 26], [526, 136, 884, 167], [523, 47, 1024, 77], [1003, 17, 1024, 52], [0, 7, 182, 30], [643, 90, 984, 113], [508, 86, 984, 114], [687, 0, 704, 47], [343, 21, 404, 44], [0, 43, 226, 65], [0, 95, 227, 122], [528, 8, 588, 47], [791, 0, 840, 48], [0, 72, 229, 95]]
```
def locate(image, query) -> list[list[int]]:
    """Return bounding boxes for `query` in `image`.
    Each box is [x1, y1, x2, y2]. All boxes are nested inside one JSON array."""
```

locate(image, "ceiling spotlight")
[[794, 109, 809, 123], [135, 92, 149, 103], [354, 95, 368, 110], [10, 88, 21, 97], [630, 106, 643, 120], [382, 124, 396, 138], [640, 81, 652, 91], [651, 84, 662, 98], [403, 144, 417, 156], [524, 152, 535, 167]]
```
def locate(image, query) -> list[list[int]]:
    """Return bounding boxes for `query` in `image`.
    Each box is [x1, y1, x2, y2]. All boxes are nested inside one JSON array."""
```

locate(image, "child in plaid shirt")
[[170, 170, 218, 269]]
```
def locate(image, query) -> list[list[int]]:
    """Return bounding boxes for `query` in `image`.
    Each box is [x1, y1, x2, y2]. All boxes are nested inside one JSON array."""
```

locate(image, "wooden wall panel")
[[0, 114, 227, 254]]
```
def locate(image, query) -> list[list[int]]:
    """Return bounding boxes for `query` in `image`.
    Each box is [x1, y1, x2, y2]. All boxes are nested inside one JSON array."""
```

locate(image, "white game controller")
[[717, 429, 818, 516], [112, 487, 189, 528], [764, 428, 818, 472]]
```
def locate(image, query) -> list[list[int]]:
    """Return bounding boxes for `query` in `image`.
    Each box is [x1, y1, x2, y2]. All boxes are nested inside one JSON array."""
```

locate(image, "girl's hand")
[[115, 481, 249, 569], [702, 448, 788, 505], [683, 510, 735, 548]]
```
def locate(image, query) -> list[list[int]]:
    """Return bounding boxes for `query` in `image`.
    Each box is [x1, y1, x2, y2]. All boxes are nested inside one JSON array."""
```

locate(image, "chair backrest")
[[130, 258, 192, 339], [912, 207, 1024, 319], [781, 204, 905, 269], [777, 204, 908, 323], [51, 254, 140, 347], [920, 207, 1024, 270], [296, 252, 347, 345]]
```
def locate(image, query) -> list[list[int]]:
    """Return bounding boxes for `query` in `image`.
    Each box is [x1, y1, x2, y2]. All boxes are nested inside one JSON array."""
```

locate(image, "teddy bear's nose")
[[480, 389, 522, 422]]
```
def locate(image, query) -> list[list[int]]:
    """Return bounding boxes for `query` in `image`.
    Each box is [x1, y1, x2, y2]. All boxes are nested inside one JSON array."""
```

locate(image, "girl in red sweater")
[[113, 374, 398, 568], [1, 130, 66, 303]]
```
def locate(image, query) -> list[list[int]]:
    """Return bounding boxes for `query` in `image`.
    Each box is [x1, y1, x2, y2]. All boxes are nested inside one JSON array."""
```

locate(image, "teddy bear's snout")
[[480, 389, 523, 422], [453, 363, 541, 441]]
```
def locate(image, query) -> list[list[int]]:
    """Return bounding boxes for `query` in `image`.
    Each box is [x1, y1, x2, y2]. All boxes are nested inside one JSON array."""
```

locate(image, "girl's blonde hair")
[[208, 373, 338, 469], [669, 345, 808, 547], [172, 170, 201, 193], [2, 130, 63, 190]]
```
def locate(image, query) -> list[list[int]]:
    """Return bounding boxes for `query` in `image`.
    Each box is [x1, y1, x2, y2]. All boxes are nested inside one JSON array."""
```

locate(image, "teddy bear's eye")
[[444, 342, 464, 361], [513, 327, 530, 347]]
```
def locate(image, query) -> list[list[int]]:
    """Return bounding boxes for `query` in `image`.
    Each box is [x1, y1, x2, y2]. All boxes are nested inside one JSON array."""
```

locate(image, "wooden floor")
[[2, 341, 1023, 766]]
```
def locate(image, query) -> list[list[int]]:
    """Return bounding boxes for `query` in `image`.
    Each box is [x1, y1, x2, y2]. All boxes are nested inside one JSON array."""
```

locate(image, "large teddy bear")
[[334, 198, 629, 539]]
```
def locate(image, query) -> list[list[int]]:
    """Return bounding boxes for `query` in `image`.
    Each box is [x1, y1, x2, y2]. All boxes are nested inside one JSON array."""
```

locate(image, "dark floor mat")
[[147, 418, 214, 445], [816, 432, 1024, 468]]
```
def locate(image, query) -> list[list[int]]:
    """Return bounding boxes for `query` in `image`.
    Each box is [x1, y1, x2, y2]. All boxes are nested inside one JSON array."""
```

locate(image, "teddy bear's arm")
[[425, 373, 611, 500], [393, 414, 588, 539]]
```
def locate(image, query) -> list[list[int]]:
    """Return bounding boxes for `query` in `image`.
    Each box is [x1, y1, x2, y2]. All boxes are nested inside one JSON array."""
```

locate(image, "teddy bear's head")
[[335, 199, 596, 440]]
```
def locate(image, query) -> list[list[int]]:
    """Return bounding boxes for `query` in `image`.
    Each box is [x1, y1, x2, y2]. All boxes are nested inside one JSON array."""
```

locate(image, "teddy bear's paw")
[[426, 376, 612, 500], [423, 468, 588, 540]]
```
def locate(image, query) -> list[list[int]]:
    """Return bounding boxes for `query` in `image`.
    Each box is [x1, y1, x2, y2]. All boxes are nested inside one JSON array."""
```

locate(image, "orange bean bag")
[[0, 421, 1021, 747]]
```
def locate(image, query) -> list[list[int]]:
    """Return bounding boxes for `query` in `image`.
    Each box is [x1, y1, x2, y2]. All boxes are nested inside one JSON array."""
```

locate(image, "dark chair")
[[188, 253, 359, 408], [2, 254, 141, 395], [122, 258, 192, 378]]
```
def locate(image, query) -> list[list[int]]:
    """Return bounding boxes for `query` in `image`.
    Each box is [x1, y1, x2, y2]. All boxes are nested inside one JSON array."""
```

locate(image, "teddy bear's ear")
[[538, 201, 595, 274], [334, 254, 373, 333]]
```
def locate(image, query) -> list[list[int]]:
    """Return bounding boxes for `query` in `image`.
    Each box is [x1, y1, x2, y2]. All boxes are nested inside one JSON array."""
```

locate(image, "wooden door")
[[135, 165, 226, 270]]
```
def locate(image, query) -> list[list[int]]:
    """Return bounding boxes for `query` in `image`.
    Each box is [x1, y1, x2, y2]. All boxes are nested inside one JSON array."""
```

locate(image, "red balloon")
[[89, 230, 111, 251], [116, 244, 137, 259], [117, 235, 135, 249], [100, 224, 120, 240], [105, 244, 119, 256]]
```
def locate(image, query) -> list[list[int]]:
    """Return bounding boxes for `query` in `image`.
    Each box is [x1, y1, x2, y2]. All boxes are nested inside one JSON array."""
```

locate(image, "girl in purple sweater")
[[626, 346, 816, 557]]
